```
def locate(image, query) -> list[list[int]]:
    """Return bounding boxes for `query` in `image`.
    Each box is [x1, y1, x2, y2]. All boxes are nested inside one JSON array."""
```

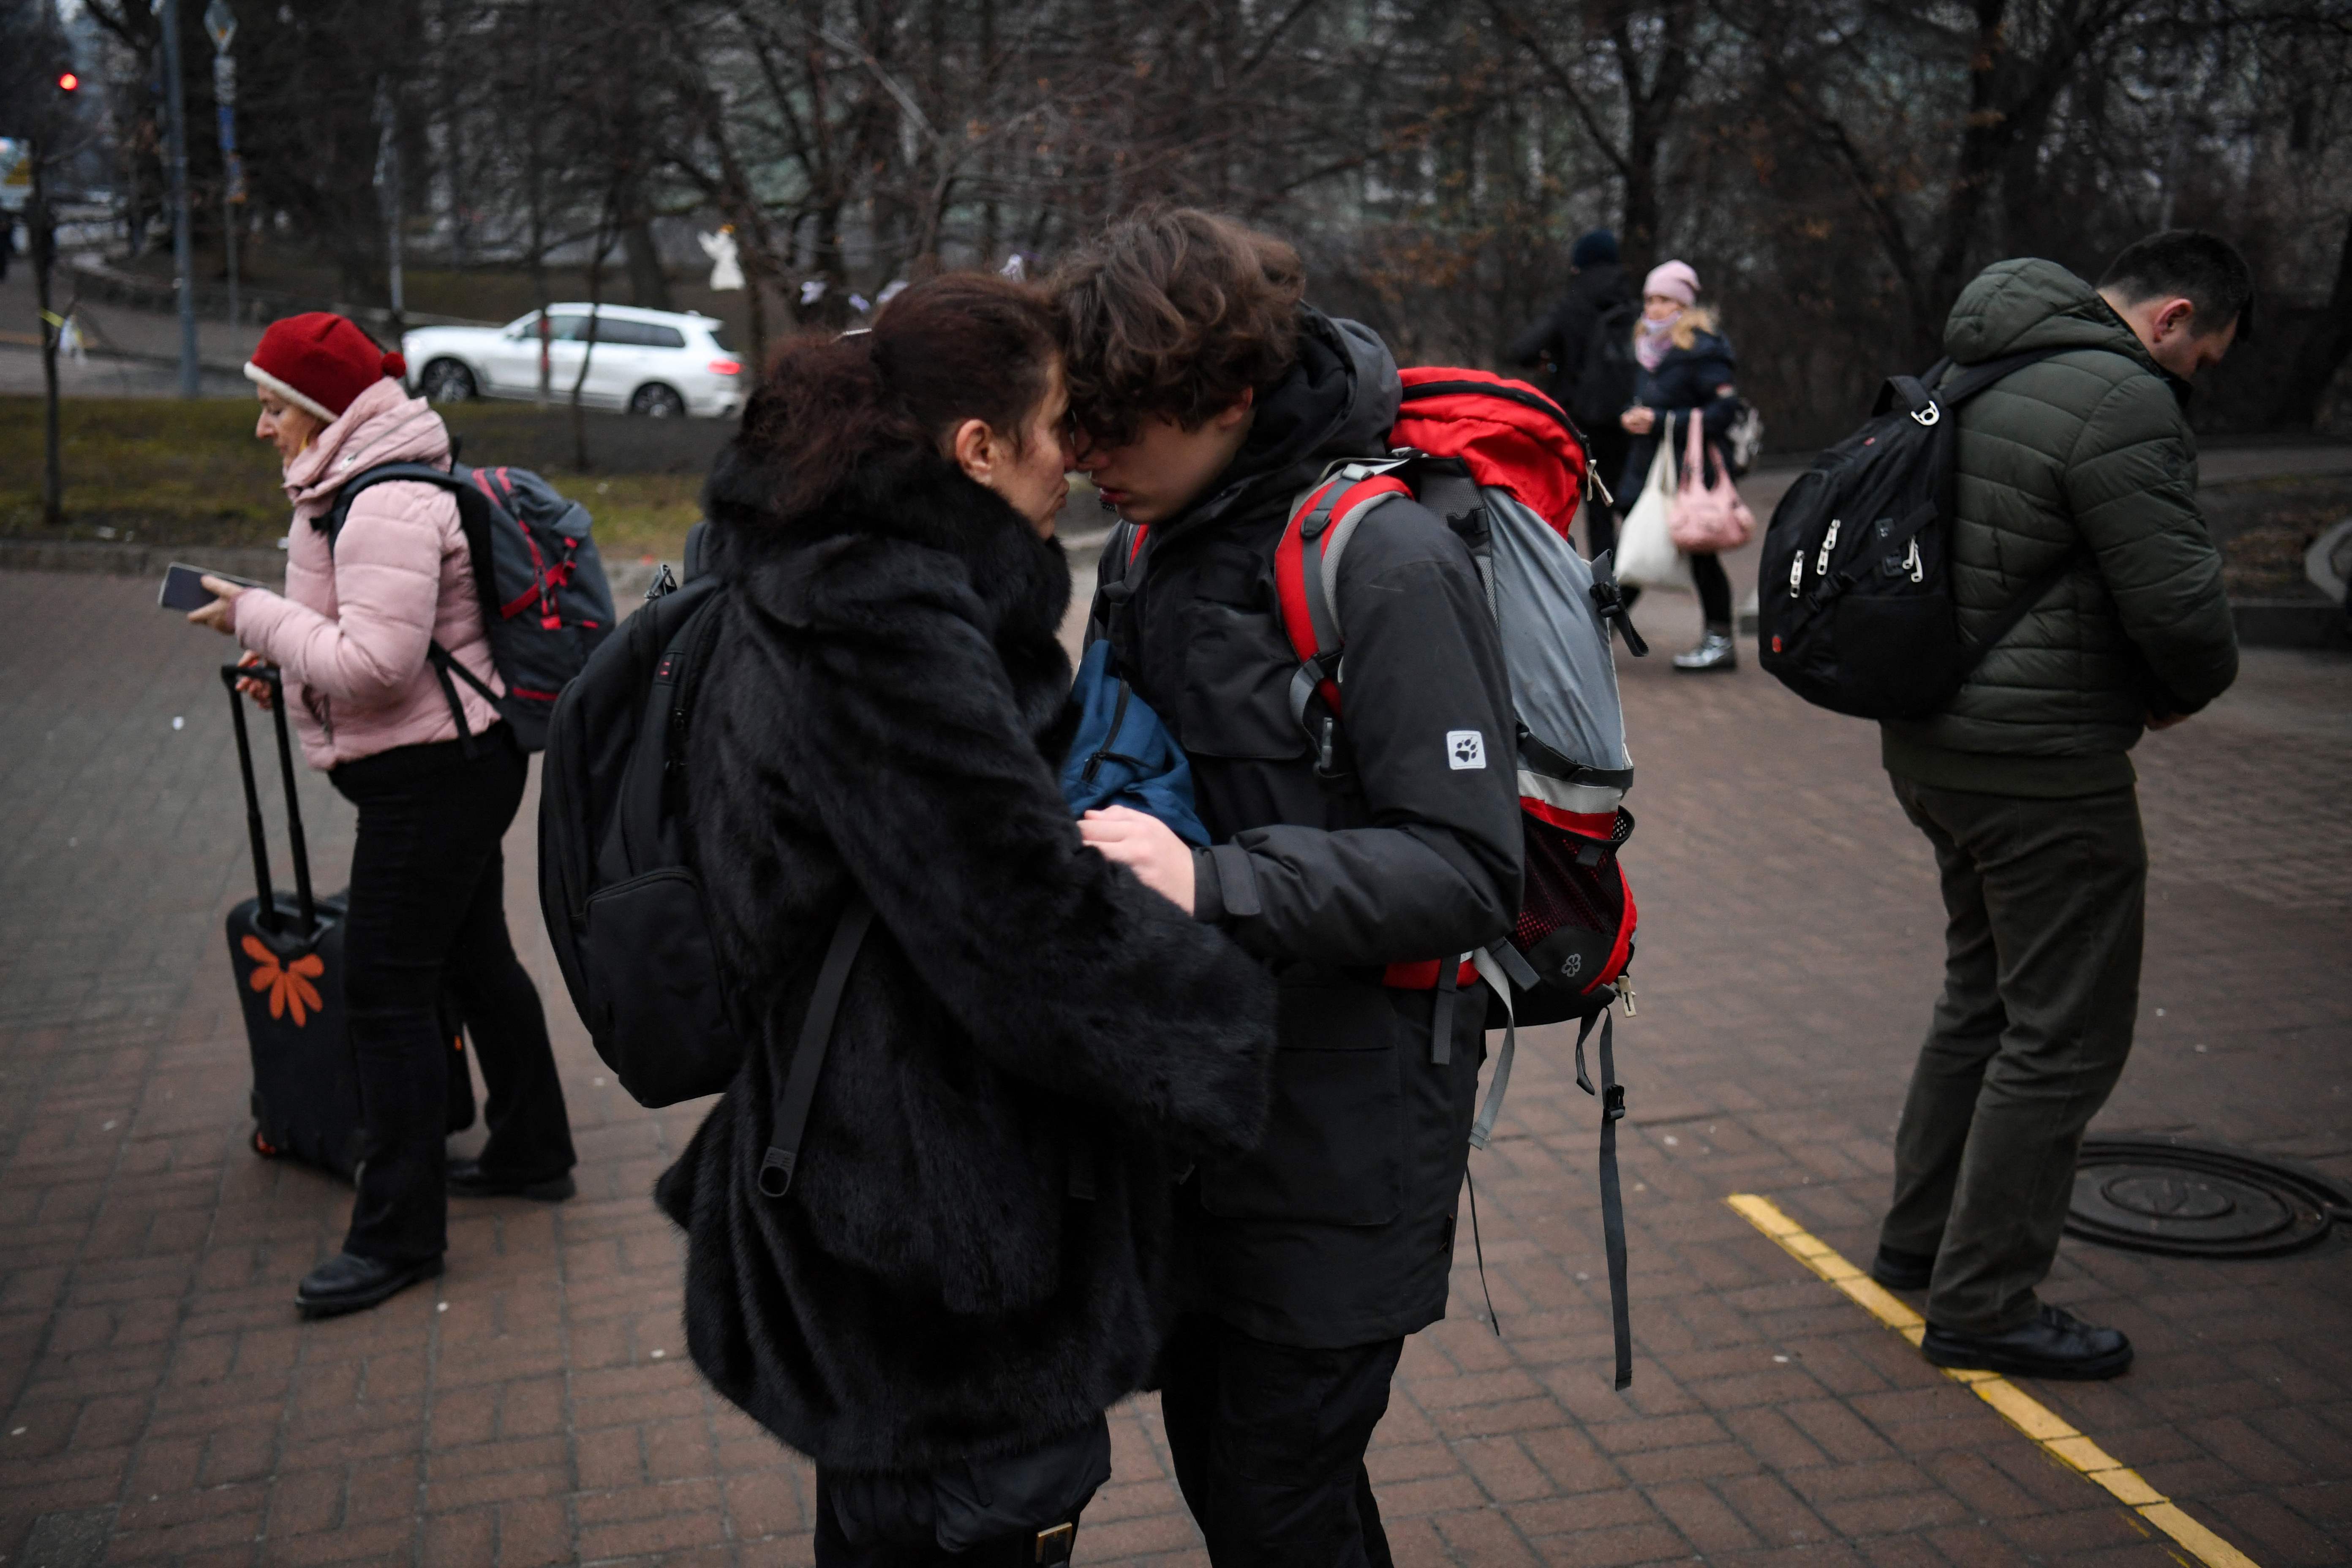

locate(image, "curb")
[[0, 539, 289, 580], [2231, 597, 2350, 650], [3, 539, 675, 617]]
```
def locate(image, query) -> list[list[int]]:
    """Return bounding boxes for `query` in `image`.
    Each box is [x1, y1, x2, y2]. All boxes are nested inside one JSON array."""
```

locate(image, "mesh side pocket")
[[1514, 811, 1625, 954]]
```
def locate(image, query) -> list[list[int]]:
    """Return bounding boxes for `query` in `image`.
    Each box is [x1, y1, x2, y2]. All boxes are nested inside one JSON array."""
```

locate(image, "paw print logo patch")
[[1447, 730, 1486, 770]]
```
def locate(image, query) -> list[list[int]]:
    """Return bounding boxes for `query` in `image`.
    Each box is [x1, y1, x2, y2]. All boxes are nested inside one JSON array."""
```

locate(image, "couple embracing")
[[657, 208, 1522, 1566]]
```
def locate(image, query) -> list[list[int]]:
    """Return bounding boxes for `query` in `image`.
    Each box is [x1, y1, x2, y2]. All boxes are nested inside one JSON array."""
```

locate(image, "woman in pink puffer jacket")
[[189, 313, 574, 1320]]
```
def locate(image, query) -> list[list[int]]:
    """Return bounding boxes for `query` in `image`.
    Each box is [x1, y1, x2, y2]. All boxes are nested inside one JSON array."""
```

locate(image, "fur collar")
[[703, 445, 1072, 709]]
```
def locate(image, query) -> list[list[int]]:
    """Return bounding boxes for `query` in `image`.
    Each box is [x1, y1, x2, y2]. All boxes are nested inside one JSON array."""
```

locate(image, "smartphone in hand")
[[159, 563, 263, 612]]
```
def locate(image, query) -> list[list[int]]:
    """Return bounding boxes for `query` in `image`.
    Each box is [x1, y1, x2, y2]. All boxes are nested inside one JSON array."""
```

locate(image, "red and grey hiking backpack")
[[327, 461, 615, 751]]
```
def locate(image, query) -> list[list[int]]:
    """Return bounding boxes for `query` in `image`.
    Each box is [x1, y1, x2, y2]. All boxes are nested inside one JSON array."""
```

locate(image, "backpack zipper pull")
[[1788, 553, 1805, 598], [1904, 539, 1924, 582], [1816, 518, 1841, 576]]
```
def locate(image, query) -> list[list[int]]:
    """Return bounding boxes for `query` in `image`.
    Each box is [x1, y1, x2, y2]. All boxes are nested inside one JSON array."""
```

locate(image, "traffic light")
[[57, 71, 79, 93]]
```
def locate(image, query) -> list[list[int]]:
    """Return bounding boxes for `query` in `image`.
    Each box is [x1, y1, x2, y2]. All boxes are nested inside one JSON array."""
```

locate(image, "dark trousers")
[[1160, 1314, 1403, 1568], [813, 1418, 1108, 1566], [1689, 550, 1732, 628], [1879, 776, 2146, 1334], [813, 1489, 1085, 1568], [331, 730, 574, 1263]]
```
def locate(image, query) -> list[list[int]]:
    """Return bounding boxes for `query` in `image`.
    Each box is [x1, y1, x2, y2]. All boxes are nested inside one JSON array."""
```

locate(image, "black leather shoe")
[[1922, 1302, 2133, 1380], [447, 1158, 576, 1201], [1870, 1244, 1935, 1292], [296, 1252, 444, 1319]]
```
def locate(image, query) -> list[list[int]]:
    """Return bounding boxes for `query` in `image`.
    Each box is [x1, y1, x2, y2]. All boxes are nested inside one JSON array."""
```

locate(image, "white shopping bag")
[[1614, 434, 1690, 589]]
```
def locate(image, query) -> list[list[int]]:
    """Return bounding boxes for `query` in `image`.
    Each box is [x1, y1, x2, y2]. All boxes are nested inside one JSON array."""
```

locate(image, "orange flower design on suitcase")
[[242, 936, 326, 1025]]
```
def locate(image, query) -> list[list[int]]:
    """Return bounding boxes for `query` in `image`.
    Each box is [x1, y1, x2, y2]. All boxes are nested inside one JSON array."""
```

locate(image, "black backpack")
[[327, 462, 615, 751], [1570, 302, 1638, 436], [1756, 351, 2080, 718], [535, 569, 870, 1195]]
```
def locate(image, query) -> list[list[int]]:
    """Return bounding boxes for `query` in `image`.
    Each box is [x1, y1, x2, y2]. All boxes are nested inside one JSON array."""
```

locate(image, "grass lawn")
[[1, 397, 704, 564]]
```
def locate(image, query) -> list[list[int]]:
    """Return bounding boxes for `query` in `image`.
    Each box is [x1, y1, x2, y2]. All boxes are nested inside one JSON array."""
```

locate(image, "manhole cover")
[[2067, 1138, 2351, 1258]]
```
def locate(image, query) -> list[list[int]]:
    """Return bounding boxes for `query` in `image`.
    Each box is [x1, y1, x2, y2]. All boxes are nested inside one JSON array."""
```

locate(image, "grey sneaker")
[[1672, 631, 1737, 671]]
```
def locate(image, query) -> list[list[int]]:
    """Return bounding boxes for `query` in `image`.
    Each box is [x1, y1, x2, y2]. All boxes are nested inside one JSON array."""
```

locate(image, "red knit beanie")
[[243, 313, 408, 422]]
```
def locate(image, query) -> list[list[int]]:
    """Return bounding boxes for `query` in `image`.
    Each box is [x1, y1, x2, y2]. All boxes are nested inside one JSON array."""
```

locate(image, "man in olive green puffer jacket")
[[1869, 232, 2249, 1381]]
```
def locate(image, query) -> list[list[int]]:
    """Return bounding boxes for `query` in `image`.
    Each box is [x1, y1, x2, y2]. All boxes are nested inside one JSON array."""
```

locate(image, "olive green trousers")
[[1879, 776, 2147, 1334]]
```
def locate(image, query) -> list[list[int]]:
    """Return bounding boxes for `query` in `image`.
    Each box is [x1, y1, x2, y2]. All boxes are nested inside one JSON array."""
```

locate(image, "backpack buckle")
[[757, 1146, 796, 1197], [1603, 1083, 1627, 1122], [1909, 403, 1941, 428]]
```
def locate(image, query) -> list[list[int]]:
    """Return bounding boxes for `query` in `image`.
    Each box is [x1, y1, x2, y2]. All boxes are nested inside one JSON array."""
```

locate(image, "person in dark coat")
[[1617, 259, 1742, 670], [1507, 228, 1635, 562], [1055, 209, 1522, 1568], [1867, 234, 2246, 1380], [655, 272, 1279, 1567]]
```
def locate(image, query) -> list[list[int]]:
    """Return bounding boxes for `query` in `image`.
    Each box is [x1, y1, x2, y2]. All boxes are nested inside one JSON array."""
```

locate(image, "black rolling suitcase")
[[222, 664, 475, 1180]]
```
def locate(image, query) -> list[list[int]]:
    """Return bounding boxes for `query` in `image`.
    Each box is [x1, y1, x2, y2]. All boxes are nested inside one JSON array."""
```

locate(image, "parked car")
[[401, 305, 746, 419]]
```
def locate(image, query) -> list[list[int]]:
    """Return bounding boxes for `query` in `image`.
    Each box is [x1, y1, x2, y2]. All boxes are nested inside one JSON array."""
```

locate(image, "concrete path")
[[2, 565, 2344, 1567]]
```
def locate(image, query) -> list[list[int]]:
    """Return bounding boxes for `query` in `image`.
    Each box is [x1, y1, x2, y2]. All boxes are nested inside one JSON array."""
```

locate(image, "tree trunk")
[[623, 216, 672, 309], [572, 217, 615, 472], [2269, 214, 2352, 430]]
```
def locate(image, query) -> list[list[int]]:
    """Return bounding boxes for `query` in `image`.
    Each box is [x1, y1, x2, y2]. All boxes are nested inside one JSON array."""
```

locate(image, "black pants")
[[331, 729, 574, 1263], [1689, 550, 1732, 628], [1584, 502, 1621, 564], [1160, 1314, 1403, 1568], [814, 1418, 1109, 1566], [1879, 777, 2146, 1333]]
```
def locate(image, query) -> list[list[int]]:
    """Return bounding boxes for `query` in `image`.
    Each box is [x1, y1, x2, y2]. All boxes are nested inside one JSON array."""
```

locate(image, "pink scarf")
[[1635, 310, 1680, 372]]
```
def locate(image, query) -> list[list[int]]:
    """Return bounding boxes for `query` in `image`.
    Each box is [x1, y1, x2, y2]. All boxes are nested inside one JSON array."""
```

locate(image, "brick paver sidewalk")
[[3, 569, 2346, 1566]]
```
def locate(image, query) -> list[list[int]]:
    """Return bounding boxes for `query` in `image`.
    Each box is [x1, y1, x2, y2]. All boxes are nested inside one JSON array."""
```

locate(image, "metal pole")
[[376, 77, 403, 336], [211, 44, 239, 329], [158, 0, 199, 396], [33, 135, 63, 525]]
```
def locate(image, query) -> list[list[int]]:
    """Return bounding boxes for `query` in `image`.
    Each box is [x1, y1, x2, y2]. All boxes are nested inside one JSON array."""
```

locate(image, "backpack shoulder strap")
[[1933, 347, 2069, 410], [757, 895, 875, 1199], [1084, 519, 1150, 649], [321, 462, 467, 550], [1273, 463, 1413, 737]]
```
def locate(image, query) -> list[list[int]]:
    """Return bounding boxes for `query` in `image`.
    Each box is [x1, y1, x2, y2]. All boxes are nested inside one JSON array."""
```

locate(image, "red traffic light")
[[57, 71, 79, 91]]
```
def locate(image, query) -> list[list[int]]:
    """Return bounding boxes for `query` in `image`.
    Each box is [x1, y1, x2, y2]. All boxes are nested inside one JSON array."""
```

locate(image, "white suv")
[[402, 305, 746, 419]]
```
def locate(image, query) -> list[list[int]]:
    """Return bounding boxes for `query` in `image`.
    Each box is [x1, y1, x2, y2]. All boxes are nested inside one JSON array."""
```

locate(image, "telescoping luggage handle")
[[220, 663, 318, 940]]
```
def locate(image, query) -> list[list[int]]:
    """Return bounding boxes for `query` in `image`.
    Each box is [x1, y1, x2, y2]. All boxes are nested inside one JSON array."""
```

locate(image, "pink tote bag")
[[1668, 410, 1756, 553]]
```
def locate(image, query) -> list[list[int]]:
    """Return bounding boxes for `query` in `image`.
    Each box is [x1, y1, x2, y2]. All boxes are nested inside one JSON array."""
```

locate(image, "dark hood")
[[1568, 261, 1632, 309], [1154, 305, 1402, 546], [1943, 257, 2188, 406]]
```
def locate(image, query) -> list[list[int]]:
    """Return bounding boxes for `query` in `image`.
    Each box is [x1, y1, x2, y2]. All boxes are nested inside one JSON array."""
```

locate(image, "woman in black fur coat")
[[654, 274, 1278, 1565]]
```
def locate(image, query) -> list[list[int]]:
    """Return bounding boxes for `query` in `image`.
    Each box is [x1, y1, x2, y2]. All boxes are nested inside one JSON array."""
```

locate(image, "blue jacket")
[[1060, 640, 1208, 846]]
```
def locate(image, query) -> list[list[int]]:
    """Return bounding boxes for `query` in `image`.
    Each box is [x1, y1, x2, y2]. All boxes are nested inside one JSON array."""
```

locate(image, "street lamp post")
[[204, 0, 240, 331], [375, 77, 403, 337], [154, 0, 199, 397]]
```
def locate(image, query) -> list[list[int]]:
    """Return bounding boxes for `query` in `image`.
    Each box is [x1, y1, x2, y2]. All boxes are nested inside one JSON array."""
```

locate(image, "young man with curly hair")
[[1057, 208, 1523, 1568]]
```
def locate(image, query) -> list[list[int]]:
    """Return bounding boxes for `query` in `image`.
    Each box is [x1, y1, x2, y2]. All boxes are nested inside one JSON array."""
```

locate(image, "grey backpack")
[[326, 461, 616, 751]]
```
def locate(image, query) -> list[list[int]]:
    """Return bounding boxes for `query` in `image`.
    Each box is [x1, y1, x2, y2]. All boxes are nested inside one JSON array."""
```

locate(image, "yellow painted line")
[[1725, 1193, 2263, 1568]]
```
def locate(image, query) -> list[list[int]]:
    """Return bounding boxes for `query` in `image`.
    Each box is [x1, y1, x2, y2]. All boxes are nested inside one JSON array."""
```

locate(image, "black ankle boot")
[[1922, 1302, 2133, 1380], [1870, 1244, 1935, 1292], [296, 1251, 444, 1319]]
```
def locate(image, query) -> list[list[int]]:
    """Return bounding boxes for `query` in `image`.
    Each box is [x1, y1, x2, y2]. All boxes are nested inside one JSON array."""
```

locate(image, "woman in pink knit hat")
[[187, 312, 575, 1319], [1618, 260, 1742, 670]]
